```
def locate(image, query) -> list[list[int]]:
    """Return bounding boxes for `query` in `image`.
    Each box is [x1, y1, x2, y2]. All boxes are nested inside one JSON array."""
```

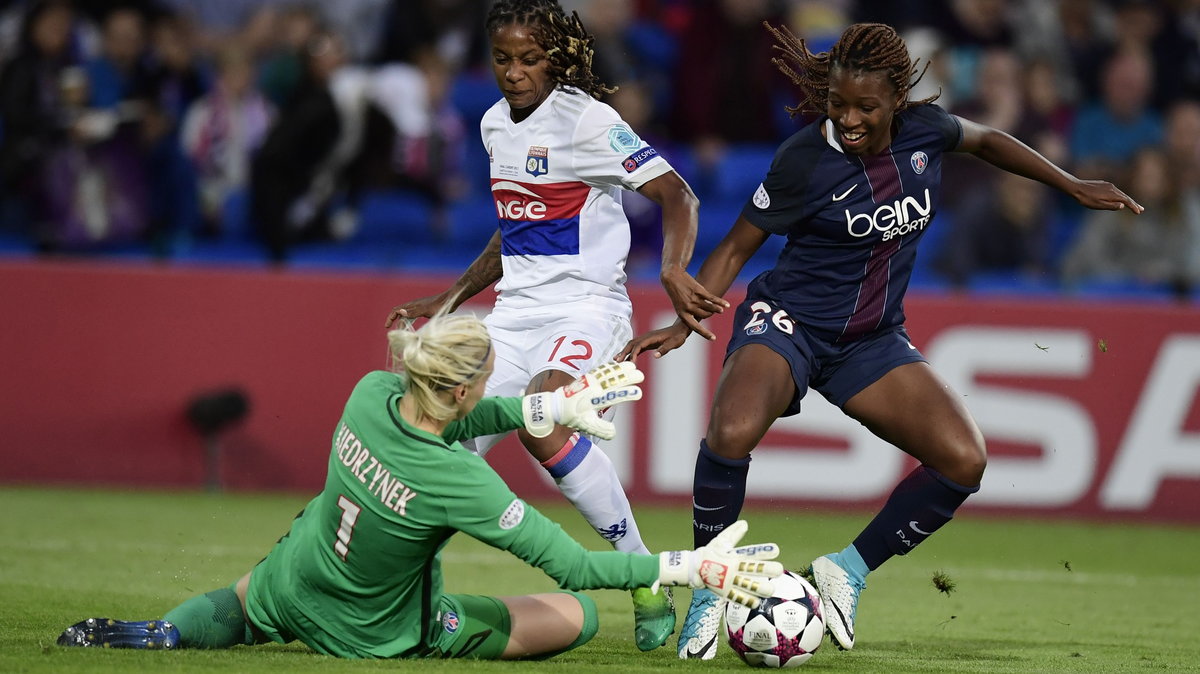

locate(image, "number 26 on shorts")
[[743, 301, 795, 335], [547, 335, 594, 370]]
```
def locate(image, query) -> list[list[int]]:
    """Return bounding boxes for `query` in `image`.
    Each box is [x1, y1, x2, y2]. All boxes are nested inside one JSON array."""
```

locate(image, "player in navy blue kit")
[[620, 22, 1143, 659]]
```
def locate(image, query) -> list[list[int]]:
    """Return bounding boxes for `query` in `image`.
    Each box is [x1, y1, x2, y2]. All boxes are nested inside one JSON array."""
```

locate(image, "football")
[[725, 570, 825, 668]]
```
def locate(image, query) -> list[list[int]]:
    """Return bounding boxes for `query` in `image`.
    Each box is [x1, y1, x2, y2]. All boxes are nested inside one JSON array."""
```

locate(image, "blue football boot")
[[57, 618, 181, 649]]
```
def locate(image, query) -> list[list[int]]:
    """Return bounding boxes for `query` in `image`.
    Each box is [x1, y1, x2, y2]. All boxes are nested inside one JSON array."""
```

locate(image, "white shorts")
[[464, 307, 633, 457]]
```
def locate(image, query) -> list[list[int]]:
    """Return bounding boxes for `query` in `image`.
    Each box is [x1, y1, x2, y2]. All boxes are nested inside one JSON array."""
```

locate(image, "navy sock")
[[852, 465, 979, 571], [692, 440, 750, 548]]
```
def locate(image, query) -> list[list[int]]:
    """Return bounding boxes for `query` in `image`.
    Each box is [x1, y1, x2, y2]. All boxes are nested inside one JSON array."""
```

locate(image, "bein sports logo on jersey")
[[598, 518, 628, 542], [911, 151, 928, 174], [845, 188, 933, 241], [526, 145, 549, 176]]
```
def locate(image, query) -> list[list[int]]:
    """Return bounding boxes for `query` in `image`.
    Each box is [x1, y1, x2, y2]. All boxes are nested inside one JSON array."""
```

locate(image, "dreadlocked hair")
[[486, 0, 615, 100], [764, 22, 938, 117]]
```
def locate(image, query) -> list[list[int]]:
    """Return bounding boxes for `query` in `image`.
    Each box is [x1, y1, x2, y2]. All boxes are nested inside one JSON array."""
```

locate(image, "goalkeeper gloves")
[[655, 520, 783, 609], [521, 361, 643, 441]]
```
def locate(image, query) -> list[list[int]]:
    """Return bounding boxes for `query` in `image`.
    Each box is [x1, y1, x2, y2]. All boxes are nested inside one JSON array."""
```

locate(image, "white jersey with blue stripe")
[[481, 87, 671, 318]]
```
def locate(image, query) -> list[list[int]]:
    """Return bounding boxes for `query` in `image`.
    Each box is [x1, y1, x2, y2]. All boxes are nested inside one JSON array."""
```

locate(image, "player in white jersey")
[[385, 0, 726, 654]]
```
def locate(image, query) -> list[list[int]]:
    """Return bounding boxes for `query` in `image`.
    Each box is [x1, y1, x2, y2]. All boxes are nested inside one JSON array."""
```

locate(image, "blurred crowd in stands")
[[0, 0, 1198, 300]]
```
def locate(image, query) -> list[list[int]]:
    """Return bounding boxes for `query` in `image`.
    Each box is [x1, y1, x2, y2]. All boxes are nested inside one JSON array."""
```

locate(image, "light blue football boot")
[[810, 553, 867, 650], [677, 588, 724, 659]]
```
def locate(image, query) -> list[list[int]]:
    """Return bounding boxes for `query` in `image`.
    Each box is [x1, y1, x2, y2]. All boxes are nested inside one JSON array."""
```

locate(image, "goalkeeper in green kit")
[[57, 313, 783, 660]]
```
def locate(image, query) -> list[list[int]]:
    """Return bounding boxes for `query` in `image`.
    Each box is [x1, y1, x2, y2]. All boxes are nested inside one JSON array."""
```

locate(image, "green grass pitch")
[[3, 487, 1198, 672]]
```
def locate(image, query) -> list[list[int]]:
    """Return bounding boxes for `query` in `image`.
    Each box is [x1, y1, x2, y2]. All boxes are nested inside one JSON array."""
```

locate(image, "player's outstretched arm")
[[619, 216, 772, 360], [639, 171, 730, 340], [661, 266, 730, 341], [655, 520, 784, 609], [521, 361, 644, 441], [385, 231, 504, 327], [956, 116, 1145, 214], [1063, 178, 1144, 213], [617, 320, 692, 361]]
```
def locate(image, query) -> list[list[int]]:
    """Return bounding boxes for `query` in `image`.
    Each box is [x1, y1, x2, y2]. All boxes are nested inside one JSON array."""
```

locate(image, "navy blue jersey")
[[741, 103, 962, 342]]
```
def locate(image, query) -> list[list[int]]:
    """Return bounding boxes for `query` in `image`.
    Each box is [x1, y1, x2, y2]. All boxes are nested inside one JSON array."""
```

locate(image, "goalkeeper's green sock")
[[529, 592, 599, 660], [162, 583, 254, 649]]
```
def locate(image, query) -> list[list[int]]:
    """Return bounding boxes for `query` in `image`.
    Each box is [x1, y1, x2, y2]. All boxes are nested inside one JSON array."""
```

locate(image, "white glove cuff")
[[521, 392, 558, 438], [657, 550, 693, 588]]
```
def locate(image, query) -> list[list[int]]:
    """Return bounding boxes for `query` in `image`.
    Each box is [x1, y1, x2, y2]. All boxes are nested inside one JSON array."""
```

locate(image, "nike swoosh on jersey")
[[907, 342, 917, 350], [832, 184, 858, 201], [692, 500, 726, 512], [910, 520, 932, 535]]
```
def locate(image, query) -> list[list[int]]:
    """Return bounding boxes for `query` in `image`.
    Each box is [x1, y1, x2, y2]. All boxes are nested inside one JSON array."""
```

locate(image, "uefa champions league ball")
[[725, 570, 826, 668]]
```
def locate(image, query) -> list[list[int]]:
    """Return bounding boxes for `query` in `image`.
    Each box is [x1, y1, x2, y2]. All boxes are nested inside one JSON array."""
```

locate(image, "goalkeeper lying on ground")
[[57, 312, 783, 660]]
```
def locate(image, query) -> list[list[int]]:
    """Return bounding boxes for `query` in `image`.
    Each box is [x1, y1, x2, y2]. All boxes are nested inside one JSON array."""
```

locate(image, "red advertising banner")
[[1, 260, 1197, 522], [586, 290, 1200, 523]]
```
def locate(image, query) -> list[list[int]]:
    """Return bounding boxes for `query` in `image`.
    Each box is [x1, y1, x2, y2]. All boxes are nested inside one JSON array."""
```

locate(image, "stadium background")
[[2, 0, 1199, 524]]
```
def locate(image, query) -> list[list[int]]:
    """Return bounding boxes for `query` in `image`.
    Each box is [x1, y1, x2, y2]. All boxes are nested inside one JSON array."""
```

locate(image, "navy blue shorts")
[[724, 296, 927, 415]]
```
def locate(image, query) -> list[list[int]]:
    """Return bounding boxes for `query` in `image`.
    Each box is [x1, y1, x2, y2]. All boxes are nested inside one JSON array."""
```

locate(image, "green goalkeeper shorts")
[[425, 594, 511, 660]]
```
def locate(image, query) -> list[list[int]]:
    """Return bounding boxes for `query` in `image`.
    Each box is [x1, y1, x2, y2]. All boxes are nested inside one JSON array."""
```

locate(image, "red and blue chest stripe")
[[490, 179, 591, 256]]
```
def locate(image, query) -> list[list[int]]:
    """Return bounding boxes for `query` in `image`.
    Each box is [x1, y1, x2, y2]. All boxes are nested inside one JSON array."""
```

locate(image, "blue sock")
[[851, 465, 979, 571], [834, 544, 870, 583], [692, 440, 750, 547], [541, 433, 592, 479]]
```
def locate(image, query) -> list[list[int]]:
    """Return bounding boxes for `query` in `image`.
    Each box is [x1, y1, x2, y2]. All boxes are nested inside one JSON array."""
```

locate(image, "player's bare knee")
[[963, 443, 987, 485], [705, 425, 757, 461], [517, 426, 575, 462], [942, 440, 986, 487], [963, 427, 988, 483]]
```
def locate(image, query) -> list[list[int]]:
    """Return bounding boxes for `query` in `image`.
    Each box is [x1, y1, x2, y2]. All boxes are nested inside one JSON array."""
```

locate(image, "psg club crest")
[[526, 145, 549, 176], [910, 151, 928, 175], [442, 611, 460, 634]]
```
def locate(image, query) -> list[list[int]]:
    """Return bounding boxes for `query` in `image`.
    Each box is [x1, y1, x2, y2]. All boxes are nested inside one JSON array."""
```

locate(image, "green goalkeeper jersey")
[[243, 371, 660, 658]]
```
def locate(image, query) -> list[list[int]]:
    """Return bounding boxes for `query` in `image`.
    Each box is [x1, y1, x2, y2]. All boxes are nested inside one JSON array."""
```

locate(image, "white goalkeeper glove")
[[521, 361, 644, 442], [654, 520, 783, 609]]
